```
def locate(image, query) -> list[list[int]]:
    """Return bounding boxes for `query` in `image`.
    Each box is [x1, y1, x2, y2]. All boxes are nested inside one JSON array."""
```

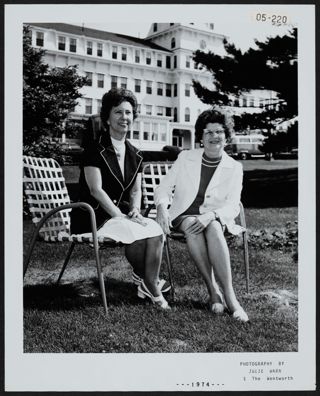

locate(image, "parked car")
[[226, 134, 267, 160], [273, 148, 298, 159]]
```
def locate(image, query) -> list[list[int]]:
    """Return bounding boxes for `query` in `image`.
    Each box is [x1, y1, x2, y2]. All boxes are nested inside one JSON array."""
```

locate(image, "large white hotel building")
[[27, 22, 276, 150]]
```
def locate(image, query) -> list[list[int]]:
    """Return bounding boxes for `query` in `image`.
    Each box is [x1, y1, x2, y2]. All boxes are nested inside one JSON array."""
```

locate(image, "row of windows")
[[84, 97, 191, 122], [128, 122, 167, 142], [84, 72, 193, 97], [232, 97, 279, 108], [35, 31, 196, 70]]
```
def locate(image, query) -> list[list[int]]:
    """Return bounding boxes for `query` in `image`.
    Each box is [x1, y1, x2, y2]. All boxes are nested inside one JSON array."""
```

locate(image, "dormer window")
[[171, 37, 176, 49], [209, 23, 214, 30], [153, 23, 158, 32], [170, 23, 174, 26]]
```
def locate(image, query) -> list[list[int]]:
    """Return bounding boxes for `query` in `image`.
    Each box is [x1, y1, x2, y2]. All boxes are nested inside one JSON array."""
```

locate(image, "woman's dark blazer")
[[70, 128, 143, 234]]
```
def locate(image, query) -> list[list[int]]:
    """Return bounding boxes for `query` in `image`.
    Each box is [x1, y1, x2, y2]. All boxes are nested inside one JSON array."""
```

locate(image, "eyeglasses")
[[203, 129, 225, 136]]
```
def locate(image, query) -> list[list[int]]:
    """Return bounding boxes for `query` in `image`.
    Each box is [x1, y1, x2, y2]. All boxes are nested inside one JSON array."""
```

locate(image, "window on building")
[[97, 42, 103, 57], [156, 106, 164, 116], [186, 55, 191, 68], [259, 99, 264, 108], [135, 50, 140, 63], [132, 121, 140, 140], [58, 36, 66, 51], [249, 98, 255, 107], [166, 84, 171, 97], [146, 81, 152, 94], [209, 23, 214, 30], [185, 107, 190, 122], [157, 82, 163, 96], [111, 75, 118, 89], [121, 47, 127, 61], [157, 54, 162, 67], [85, 72, 93, 86], [85, 98, 93, 114], [137, 104, 141, 114], [166, 107, 172, 117], [36, 32, 44, 47], [146, 51, 151, 65], [112, 46, 118, 59], [97, 74, 104, 88], [153, 23, 158, 32], [69, 38, 77, 53], [174, 84, 178, 97], [120, 77, 127, 89], [174, 55, 177, 68], [166, 56, 171, 69], [97, 99, 102, 113], [185, 84, 191, 97], [173, 107, 178, 122], [134, 79, 141, 93], [170, 23, 174, 26], [171, 37, 176, 49], [143, 122, 151, 140], [152, 123, 159, 141], [242, 98, 247, 107], [145, 105, 152, 115], [234, 98, 239, 107], [86, 41, 93, 55]]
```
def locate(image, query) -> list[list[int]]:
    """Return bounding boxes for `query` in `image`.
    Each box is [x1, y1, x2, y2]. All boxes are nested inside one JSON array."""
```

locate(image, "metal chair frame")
[[23, 155, 122, 315], [141, 162, 250, 295]]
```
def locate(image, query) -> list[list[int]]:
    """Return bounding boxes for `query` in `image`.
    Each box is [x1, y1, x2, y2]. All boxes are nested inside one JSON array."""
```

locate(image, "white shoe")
[[211, 303, 225, 314], [137, 281, 170, 310], [133, 271, 171, 293], [232, 308, 249, 322]]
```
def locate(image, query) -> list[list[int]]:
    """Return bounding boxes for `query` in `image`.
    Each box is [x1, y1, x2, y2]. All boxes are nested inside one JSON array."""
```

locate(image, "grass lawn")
[[23, 207, 298, 353]]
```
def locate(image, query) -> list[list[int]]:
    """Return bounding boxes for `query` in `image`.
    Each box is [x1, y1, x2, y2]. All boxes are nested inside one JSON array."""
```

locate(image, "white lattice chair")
[[141, 162, 250, 297], [23, 155, 121, 314]]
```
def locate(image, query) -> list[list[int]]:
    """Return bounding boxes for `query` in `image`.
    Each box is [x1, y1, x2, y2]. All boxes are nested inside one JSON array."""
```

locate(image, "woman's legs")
[[204, 220, 245, 313], [125, 239, 146, 278], [179, 217, 222, 304], [125, 235, 164, 296]]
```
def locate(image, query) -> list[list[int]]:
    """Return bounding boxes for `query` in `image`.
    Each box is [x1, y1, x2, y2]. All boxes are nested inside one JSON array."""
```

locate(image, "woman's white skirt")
[[76, 216, 163, 244]]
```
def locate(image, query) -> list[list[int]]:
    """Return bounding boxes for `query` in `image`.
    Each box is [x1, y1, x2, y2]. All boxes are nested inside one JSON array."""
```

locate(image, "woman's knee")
[[205, 220, 224, 239]]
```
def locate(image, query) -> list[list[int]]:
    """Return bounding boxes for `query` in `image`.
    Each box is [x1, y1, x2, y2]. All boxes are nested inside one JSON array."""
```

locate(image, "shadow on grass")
[[23, 277, 210, 312], [24, 278, 144, 311]]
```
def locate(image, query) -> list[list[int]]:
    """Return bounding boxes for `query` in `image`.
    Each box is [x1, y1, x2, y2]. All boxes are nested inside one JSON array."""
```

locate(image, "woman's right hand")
[[156, 205, 171, 234]]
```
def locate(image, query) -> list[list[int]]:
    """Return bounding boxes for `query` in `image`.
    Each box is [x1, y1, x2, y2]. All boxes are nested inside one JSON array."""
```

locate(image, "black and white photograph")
[[4, 2, 316, 392]]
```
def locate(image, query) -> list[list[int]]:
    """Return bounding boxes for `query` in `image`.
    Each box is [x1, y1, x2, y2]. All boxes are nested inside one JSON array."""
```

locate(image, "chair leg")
[[56, 242, 76, 284], [242, 231, 250, 293], [164, 237, 175, 301], [93, 244, 108, 315], [23, 225, 42, 278]]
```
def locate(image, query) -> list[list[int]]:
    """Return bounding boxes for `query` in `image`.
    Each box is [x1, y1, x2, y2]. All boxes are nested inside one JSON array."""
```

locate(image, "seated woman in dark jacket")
[[71, 88, 170, 309]]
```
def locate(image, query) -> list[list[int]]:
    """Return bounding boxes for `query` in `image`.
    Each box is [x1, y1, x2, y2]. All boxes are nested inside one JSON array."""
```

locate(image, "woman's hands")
[[184, 212, 216, 235], [128, 207, 143, 219], [156, 205, 172, 234]]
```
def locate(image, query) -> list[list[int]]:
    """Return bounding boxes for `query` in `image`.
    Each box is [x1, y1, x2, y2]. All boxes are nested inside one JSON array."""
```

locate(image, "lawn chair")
[[23, 155, 120, 315], [141, 162, 250, 295]]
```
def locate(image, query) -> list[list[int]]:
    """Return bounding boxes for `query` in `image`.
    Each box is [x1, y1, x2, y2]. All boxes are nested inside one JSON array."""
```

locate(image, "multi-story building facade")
[[27, 22, 278, 150]]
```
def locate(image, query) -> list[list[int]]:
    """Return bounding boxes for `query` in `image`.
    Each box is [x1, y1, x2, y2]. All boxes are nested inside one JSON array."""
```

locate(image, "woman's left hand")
[[128, 207, 142, 219], [184, 213, 215, 235]]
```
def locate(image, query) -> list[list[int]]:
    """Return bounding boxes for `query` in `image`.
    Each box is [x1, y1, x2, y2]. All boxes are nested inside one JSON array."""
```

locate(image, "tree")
[[192, 28, 297, 130], [23, 26, 87, 146]]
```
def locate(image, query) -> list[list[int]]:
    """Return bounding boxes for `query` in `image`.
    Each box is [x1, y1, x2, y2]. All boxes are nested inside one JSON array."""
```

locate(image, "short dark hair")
[[194, 109, 233, 143], [100, 88, 138, 128]]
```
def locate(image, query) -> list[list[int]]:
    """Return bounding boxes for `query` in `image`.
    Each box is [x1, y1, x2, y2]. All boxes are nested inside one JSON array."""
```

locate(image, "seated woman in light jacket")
[[155, 109, 248, 322]]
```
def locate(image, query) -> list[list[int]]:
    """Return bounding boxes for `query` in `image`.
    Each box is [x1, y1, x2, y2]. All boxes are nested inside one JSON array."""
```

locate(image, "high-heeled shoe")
[[133, 271, 171, 293], [232, 307, 249, 322], [137, 281, 170, 310]]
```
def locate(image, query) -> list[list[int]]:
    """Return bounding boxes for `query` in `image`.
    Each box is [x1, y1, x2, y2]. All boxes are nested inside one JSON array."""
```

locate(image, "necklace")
[[202, 154, 221, 167]]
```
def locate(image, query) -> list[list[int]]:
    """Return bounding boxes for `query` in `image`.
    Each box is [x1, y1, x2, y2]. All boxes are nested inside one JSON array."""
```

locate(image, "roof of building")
[[27, 23, 172, 52]]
